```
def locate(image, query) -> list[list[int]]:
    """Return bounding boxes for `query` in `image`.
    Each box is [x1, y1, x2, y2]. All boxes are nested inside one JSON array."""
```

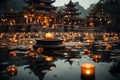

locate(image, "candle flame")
[[86, 70, 91, 75]]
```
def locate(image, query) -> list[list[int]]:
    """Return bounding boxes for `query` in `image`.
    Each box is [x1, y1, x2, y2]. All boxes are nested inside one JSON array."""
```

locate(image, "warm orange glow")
[[85, 39, 91, 45], [37, 47, 44, 53], [29, 40, 34, 44], [24, 15, 28, 18], [89, 22, 94, 27], [77, 41, 82, 47], [45, 56, 53, 62], [104, 37, 108, 42], [45, 32, 54, 40], [113, 35, 119, 41], [86, 70, 91, 75], [84, 49, 91, 55], [7, 66, 18, 76], [81, 63, 95, 77], [92, 54, 101, 62], [90, 35, 95, 40], [28, 51, 36, 58], [9, 51, 17, 57], [106, 44, 112, 50], [1, 42, 7, 48]]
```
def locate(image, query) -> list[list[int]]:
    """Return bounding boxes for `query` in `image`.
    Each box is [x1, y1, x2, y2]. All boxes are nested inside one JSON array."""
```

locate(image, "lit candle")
[[28, 51, 36, 58], [77, 41, 82, 47], [83, 49, 91, 55], [45, 32, 54, 40], [103, 37, 108, 42], [106, 44, 112, 50], [86, 39, 91, 45], [1, 42, 7, 48], [92, 54, 101, 62], [9, 51, 17, 57], [7, 65, 18, 76], [81, 63, 95, 77], [45, 56, 53, 62], [37, 47, 44, 53]]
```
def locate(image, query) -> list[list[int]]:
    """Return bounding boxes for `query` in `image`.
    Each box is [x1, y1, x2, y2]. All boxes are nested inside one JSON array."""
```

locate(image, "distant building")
[[62, 0, 82, 31]]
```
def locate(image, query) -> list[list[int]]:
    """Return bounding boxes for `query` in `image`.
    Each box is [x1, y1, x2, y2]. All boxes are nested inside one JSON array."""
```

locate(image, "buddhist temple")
[[0, 0, 57, 32], [62, 0, 81, 31], [86, 12, 99, 27], [0, 0, 120, 80], [22, 0, 57, 29]]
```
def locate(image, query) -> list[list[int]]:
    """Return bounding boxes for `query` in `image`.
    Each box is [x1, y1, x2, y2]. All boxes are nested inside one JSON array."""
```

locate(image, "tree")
[[90, 0, 120, 32]]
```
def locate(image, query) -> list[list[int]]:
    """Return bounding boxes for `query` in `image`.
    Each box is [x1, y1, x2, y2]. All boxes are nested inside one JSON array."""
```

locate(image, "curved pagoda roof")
[[64, 11, 81, 15], [63, 7, 79, 12], [65, 0, 76, 7], [87, 12, 98, 19], [23, 0, 57, 13], [63, 17, 81, 21], [35, 4, 56, 11], [22, 4, 35, 11], [63, 0, 81, 16], [34, 0, 55, 4]]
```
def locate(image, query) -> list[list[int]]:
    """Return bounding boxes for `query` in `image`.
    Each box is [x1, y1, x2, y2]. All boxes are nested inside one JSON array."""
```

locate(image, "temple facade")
[[22, 0, 57, 28], [0, 0, 57, 32]]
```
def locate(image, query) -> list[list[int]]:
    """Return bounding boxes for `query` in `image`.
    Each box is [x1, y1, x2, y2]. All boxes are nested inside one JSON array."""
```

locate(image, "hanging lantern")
[[7, 65, 18, 76]]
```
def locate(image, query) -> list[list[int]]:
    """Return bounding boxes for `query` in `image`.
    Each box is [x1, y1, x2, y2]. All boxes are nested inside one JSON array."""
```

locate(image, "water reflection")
[[0, 32, 120, 80], [24, 59, 56, 80]]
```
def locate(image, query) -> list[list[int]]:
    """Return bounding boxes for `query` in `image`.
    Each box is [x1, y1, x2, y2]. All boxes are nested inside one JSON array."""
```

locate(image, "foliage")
[[90, 0, 120, 32]]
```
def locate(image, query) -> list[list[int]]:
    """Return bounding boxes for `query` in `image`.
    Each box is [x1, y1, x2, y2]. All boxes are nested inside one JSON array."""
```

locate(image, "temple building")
[[86, 12, 99, 27], [62, 0, 81, 31], [22, 0, 57, 28], [0, 0, 57, 32], [0, 9, 24, 32]]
